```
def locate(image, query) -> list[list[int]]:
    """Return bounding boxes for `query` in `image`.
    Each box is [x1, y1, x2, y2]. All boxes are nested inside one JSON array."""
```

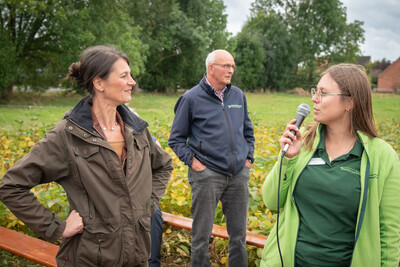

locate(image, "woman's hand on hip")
[[62, 210, 84, 238]]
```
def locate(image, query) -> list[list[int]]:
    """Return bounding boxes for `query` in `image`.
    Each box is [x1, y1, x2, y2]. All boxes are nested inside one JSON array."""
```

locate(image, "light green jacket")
[[260, 125, 400, 267]]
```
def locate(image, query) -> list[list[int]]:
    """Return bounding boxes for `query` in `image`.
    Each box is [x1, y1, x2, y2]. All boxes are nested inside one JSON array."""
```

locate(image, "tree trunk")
[[0, 84, 14, 102]]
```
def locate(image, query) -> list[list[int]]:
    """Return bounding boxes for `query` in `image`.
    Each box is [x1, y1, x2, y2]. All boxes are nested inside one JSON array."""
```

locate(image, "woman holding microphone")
[[260, 63, 400, 266]]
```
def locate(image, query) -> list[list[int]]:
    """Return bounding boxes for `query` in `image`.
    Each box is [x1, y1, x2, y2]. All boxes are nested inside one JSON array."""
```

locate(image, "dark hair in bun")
[[66, 45, 129, 96]]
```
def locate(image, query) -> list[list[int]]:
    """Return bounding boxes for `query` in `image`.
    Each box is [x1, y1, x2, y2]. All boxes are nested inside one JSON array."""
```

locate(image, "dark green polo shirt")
[[294, 130, 364, 267]]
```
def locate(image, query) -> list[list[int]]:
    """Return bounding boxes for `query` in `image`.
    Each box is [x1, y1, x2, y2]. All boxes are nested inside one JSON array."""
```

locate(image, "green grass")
[[370, 95, 400, 120], [1, 91, 398, 131]]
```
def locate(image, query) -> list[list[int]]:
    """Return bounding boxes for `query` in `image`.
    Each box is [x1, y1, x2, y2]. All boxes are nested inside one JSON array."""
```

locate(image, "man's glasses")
[[311, 88, 350, 102], [212, 63, 236, 70]]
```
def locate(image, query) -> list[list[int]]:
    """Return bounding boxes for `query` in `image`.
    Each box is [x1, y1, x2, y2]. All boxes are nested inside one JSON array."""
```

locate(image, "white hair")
[[205, 52, 216, 73], [205, 49, 230, 73]]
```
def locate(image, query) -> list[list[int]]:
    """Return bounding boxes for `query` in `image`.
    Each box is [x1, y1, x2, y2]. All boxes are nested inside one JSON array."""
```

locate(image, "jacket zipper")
[[98, 238, 102, 266], [88, 195, 93, 219], [221, 101, 235, 175], [349, 147, 370, 266]]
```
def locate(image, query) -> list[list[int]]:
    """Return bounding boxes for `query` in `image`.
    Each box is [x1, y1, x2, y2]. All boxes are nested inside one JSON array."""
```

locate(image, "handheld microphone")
[[283, 103, 310, 153]]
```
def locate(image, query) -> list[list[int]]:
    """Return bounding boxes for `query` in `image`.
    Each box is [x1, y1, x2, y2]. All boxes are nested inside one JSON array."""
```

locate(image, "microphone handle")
[[282, 114, 305, 153], [283, 143, 290, 153]]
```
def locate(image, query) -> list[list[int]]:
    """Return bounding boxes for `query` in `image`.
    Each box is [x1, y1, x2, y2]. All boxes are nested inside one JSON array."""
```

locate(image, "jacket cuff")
[[185, 152, 194, 167], [247, 157, 254, 164], [45, 216, 66, 243], [247, 151, 254, 163]]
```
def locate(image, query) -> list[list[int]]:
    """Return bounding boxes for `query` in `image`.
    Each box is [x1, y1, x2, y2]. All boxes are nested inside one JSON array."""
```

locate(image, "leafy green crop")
[[0, 93, 399, 266]]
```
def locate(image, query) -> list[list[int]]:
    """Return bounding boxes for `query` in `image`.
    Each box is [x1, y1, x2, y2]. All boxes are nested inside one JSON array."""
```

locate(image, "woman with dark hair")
[[260, 63, 400, 266], [0, 45, 173, 266]]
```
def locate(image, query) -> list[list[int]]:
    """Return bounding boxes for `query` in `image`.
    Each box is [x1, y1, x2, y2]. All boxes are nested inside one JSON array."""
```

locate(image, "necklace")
[[328, 140, 355, 162], [103, 122, 118, 131]]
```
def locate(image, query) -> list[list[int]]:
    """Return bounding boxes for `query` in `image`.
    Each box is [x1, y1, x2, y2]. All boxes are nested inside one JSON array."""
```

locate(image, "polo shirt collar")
[[316, 125, 364, 161]]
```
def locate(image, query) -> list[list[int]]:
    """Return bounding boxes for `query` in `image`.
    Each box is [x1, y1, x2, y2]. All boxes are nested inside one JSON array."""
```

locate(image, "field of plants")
[[0, 91, 399, 266]]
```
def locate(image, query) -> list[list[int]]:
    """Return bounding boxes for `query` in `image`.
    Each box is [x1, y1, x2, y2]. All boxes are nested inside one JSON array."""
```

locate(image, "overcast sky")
[[223, 0, 400, 62]]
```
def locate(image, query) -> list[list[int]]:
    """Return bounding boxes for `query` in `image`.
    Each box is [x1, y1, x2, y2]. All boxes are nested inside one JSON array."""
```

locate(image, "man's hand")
[[62, 210, 83, 238], [245, 159, 252, 168], [191, 156, 206, 172]]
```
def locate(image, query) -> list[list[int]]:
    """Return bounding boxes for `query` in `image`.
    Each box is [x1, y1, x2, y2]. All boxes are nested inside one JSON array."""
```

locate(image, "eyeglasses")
[[212, 63, 236, 70], [311, 88, 350, 102]]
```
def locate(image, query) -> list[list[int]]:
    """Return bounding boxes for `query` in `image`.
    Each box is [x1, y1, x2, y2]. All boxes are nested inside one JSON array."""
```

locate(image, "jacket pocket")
[[188, 166, 210, 184], [199, 140, 203, 154], [133, 133, 150, 150], [77, 226, 122, 267], [73, 145, 99, 158], [137, 216, 151, 258], [139, 216, 151, 232], [56, 235, 80, 266]]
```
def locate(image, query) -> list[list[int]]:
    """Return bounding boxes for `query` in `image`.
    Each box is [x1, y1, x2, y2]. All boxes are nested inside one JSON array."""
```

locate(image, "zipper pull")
[[221, 101, 224, 109]]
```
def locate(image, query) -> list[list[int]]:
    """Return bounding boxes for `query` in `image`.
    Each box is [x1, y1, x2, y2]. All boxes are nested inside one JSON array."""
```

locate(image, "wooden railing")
[[0, 225, 59, 267], [0, 212, 267, 266], [161, 212, 267, 247]]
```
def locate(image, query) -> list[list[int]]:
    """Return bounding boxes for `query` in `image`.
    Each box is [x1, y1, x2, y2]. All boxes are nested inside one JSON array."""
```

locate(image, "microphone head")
[[297, 103, 310, 117]]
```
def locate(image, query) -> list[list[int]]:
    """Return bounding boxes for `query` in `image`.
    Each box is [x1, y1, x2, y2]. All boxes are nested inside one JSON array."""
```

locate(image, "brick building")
[[357, 56, 371, 66], [377, 57, 400, 93]]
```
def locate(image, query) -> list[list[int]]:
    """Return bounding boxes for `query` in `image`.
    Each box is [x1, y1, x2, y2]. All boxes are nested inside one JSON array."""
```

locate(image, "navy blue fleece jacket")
[[168, 76, 255, 176]]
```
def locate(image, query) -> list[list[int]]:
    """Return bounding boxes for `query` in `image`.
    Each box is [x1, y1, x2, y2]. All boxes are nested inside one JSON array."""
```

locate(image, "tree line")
[[0, 0, 365, 99]]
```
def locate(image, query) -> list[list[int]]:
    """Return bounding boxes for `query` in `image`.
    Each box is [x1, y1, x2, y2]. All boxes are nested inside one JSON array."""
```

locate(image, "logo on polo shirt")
[[340, 167, 360, 175]]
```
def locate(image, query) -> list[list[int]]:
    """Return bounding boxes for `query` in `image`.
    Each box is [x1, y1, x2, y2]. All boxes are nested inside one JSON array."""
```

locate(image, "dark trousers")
[[149, 206, 163, 267], [188, 166, 250, 267]]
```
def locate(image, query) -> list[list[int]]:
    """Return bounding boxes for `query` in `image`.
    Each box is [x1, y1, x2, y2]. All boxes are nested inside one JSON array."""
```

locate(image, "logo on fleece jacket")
[[228, 104, 242, 108]]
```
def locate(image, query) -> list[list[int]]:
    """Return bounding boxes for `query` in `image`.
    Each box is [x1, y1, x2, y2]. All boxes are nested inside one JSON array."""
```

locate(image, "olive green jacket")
[[0, 98, 173, 266], [261, 125, 400, 266]]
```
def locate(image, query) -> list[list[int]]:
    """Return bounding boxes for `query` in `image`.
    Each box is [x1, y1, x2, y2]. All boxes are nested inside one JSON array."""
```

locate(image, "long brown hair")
[[304, 63, 379, 150]]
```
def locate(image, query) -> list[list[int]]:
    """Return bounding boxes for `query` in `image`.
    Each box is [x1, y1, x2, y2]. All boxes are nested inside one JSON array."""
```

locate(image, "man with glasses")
[[169, 49, 255, 266]]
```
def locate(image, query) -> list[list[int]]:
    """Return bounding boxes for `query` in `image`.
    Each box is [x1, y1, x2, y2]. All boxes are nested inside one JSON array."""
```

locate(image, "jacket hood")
[[65, 96, 149, 134]]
